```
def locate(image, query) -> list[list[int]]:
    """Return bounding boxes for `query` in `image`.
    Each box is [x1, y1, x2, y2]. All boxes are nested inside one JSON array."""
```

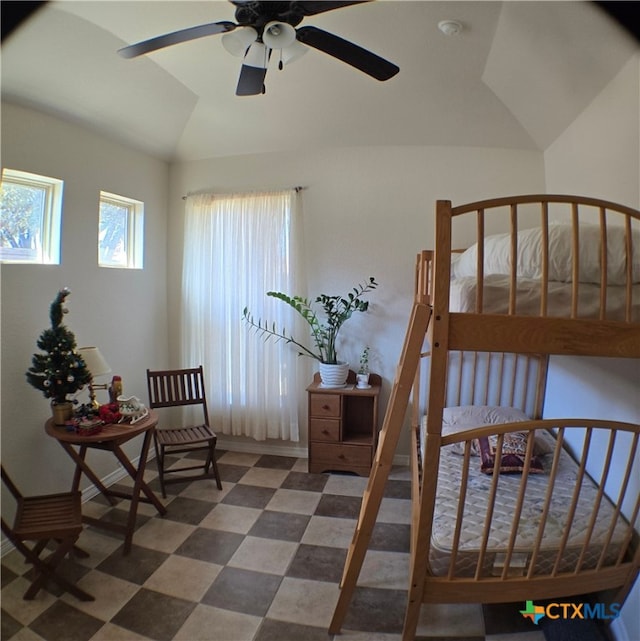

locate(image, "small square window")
[[0, 168, 63, 264], [99, 191, 144, 269]]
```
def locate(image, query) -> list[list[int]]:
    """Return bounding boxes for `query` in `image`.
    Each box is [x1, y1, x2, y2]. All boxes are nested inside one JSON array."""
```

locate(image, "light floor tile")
[[323, 474, 368, 497], [1, 576, 58, 625], [199, 503, 262, 534], [378, 497, 412, 524], [60, 570, 140, 620], [238, 467, 290, 488], [174, 603, 262, 641], [89, 622, 154, 640], [132, 516, 196, 553], [177, 479, 229, 502], [359, 550, 411, 590], [266, 488, 321, 515], [268, 577, 339, 629], [227, 536, 297, 575], [302, 515, 357, 549], [292, 458, 309, 473], [5, 628, 48, 641], [144, 555, 221, 601], [76, 528, 125, 568], [416, 602, 485, 637]]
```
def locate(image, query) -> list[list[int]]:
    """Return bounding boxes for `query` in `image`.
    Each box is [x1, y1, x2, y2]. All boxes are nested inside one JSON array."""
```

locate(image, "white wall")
[[169, 145, 546, 454], [1, 102, 170, 497], [543, 54, 640, 641]]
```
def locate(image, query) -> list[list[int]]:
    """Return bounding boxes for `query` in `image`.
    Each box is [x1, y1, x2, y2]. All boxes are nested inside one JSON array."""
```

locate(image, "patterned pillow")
[[478, 433, 545, 474]]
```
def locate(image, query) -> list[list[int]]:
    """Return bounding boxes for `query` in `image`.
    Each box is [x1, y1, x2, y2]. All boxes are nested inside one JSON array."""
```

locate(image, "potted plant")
[[243, 277, 378, 387], [25, 288, 92, 424], [356, 345, 370, 388]]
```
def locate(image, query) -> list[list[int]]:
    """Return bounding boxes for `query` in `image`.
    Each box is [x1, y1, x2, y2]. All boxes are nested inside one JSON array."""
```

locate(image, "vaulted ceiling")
[[2, 1, 637, 162]]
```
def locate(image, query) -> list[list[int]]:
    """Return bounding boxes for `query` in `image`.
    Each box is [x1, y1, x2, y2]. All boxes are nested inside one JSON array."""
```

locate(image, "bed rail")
[[413, 418, 639, 605]]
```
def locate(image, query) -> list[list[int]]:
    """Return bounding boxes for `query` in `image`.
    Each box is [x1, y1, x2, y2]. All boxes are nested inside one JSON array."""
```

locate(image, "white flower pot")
[[356, 373, 370, 388], [318, 362, 349, 388]]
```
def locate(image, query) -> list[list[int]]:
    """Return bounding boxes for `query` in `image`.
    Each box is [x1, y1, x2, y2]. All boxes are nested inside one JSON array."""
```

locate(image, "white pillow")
[[454, 224, 640, 285], [437, 405, 553, 457]]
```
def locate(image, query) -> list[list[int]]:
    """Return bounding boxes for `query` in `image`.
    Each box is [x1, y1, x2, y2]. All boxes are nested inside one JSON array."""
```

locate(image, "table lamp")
[[78, 346, 111, 409]]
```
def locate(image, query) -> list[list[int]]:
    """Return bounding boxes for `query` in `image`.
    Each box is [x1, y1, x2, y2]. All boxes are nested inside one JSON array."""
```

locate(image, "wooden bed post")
[[329, 301, 432, 635]]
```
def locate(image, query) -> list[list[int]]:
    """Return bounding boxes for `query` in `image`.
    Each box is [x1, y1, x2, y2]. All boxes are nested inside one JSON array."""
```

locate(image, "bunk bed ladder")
[[329, 301, 432, 635]]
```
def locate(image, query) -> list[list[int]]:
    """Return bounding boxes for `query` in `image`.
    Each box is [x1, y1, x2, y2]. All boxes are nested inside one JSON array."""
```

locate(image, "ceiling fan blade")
[[296, 26, 399, 81], [118, 21, 236, 58], [295, 1, 372, 16], [236, 64, 267, 96]]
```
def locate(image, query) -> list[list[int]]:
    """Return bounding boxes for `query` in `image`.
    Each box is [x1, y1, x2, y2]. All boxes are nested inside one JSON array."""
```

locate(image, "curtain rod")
[[182, 186, 307, 200]]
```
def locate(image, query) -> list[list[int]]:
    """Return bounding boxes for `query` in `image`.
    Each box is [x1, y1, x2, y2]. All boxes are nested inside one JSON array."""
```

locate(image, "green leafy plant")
[[243, 277, 378, 364], [25, 288, 92, 404]]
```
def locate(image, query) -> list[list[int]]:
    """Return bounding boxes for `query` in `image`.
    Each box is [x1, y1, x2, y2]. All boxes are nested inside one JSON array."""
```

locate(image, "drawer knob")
[[322, 430, 330, 435], [338, 454, 346, 460], [322, 404, 330, 410]]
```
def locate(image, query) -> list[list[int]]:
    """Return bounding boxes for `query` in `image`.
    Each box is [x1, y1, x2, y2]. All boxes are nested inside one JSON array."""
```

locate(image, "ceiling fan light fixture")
[[244, 41, 269, 69], [262, 21, 297, 49], [222, 26, 258, 56], [281, 40, 308, 65]]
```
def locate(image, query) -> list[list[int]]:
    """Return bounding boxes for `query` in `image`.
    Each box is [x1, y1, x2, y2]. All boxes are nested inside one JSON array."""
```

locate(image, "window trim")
[[98, 190, 144, 269], [0, 168, 64, 265]]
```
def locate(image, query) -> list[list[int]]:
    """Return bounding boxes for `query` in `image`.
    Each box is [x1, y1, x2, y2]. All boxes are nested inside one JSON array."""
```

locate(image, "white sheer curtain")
[[180, 189, 305, 441]]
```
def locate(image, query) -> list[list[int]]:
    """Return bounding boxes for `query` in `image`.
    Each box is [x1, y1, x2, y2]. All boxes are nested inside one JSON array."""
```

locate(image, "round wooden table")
[[45, 410, 166, 555]]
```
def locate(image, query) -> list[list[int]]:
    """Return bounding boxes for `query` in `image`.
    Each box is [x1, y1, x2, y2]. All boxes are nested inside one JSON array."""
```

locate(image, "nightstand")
[[307, 370, 381, 476]]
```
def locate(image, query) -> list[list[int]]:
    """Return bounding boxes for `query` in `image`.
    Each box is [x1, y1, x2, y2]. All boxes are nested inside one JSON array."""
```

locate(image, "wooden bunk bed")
[[330, 194, 640, 641]]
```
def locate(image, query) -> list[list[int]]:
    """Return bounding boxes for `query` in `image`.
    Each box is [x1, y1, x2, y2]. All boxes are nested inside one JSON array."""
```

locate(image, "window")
[[0, 168, 63, 264], [99, 191, 144, 269]]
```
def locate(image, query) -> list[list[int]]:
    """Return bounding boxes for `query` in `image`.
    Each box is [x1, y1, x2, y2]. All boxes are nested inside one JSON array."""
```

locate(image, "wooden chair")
[[1, 465, 93, 601], [146, 366, 223, 498]]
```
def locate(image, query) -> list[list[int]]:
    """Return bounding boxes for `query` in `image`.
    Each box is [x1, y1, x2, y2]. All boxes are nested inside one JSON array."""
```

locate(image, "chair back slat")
[[146, 366, 209, 423]]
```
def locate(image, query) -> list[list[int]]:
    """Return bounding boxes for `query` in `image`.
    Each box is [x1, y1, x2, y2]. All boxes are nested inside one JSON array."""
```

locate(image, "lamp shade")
[[77, 346, 111, 378], [244, 41, 269, 69]]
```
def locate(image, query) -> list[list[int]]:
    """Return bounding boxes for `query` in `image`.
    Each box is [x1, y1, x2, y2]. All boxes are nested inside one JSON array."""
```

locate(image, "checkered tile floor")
[[2, 450, 555, 640]]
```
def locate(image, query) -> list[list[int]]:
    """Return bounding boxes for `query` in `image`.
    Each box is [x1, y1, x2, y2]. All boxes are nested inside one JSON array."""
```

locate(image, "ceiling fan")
[[118, 0, 399, 96]]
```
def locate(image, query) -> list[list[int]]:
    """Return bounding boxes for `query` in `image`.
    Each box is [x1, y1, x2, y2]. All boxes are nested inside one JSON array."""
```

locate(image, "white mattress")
[[420, 427, 631, 578], [449, 275, 640, 322]]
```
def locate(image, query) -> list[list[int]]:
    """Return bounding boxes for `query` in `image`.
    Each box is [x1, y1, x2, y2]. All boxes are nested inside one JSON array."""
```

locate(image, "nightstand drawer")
[[309, 418, 340, 442], [309, 442, 372, 467], [309, 393, 341, 418]]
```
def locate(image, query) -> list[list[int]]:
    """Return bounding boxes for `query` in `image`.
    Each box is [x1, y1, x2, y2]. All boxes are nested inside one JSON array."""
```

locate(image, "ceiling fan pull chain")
[[279, 51, 284, 71]]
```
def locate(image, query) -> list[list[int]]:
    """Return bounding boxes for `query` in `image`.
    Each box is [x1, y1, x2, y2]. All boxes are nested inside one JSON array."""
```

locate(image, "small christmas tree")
[[26, 288, 92, 405]]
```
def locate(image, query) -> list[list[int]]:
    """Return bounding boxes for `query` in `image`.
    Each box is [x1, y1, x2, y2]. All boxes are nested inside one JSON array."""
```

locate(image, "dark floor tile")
[[23, 555, 93, 599], [255, 454, 297, 470], [222, 484, 276, 509], [483, 602, 540, 634], [175, 527, 244, 565], [281, 471, 329, 493], [202, 566, 282, 617], [217, 463, 252, 483], [255, 618, 330, 641], [314, 494, 362, 519], [97, 544, 168, 584], [111, 587, 196, 641], [286, 544, 347, 583], [248, 510, 310, 542], [343, 586, 406, 634], [1, 564, 18, 588], [163, 495, 215, 525], [370, 522, 411, 552], [1, 608, 22, 641], [29, 601, 103, 641], [90, 504, 151, 540], [383, 479, 412, 499]]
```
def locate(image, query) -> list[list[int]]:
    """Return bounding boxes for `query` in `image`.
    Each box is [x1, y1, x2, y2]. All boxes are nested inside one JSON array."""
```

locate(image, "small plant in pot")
[[243, 277, 378, 387], [357, 346, 370, 388]]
